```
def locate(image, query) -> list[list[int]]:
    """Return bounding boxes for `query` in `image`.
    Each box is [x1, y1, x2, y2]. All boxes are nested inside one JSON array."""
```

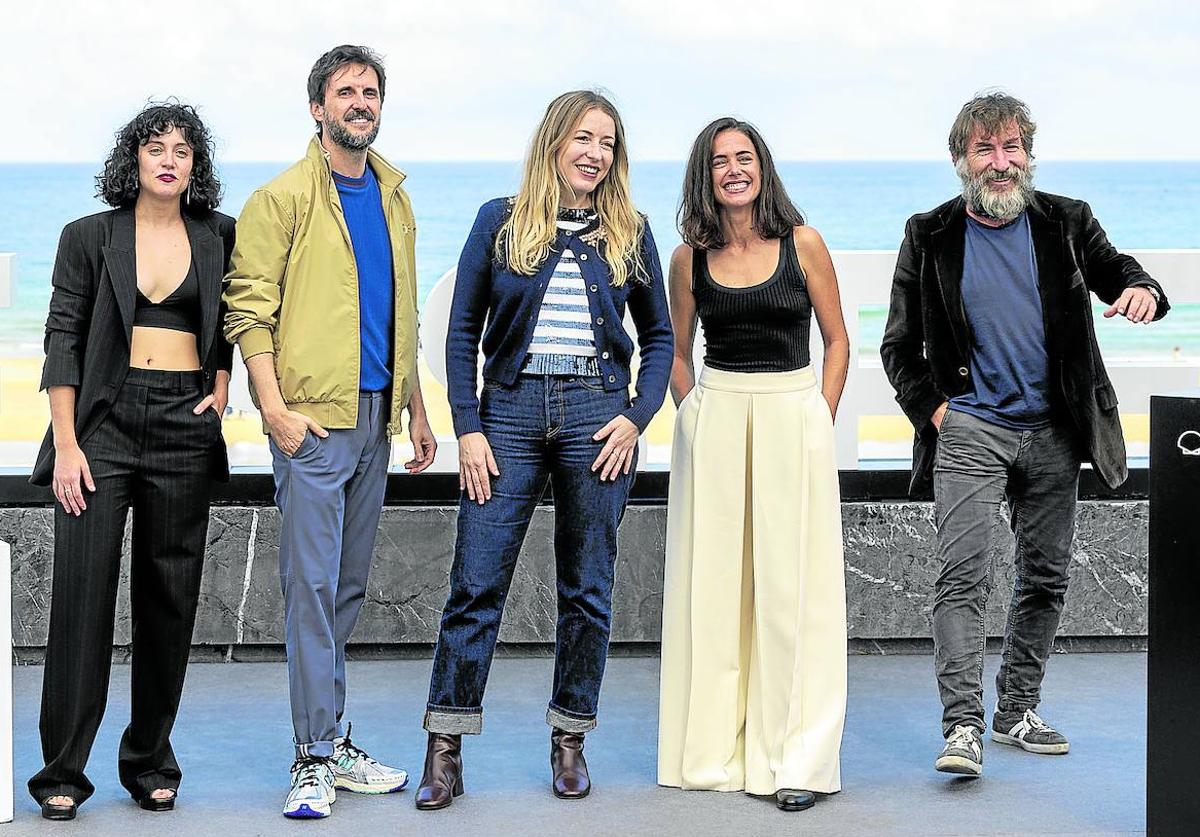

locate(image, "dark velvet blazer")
[[881, 191, 1170, 498], [30, 208, 236, 486]]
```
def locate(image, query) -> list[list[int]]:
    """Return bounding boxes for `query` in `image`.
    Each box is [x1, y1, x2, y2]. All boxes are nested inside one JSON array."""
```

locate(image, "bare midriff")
[[129, 326, 201, 370]]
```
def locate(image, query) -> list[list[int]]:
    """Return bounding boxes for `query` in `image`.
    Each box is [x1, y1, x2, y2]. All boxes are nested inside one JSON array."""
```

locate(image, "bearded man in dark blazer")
[[881, 91, 1169, 778]]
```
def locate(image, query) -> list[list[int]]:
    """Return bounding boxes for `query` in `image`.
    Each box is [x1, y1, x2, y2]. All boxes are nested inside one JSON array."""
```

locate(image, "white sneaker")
[[935, 724, 984, 776], [283, 757, 336, 819], [331, 724, 410, 794], [992, 707, 1071, 755]]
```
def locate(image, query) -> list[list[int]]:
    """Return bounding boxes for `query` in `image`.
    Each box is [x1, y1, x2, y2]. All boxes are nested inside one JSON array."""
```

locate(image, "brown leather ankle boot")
[[415, 732, 464, 810], [550, 728, 591, 799]]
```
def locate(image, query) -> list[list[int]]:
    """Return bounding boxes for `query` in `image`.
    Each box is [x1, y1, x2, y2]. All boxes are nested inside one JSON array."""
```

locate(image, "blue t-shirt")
[[949, 212, 1051, 430], [334, 166, 394, 393]]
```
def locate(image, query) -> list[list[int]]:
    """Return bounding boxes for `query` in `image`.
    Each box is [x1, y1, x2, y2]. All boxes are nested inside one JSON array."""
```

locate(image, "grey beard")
[[324, 116, 379, 151], [956, 157, 1036, 222]]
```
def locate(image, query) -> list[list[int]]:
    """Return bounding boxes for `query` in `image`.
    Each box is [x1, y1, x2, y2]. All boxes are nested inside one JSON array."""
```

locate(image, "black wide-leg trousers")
[[29, 369, 219, 806]]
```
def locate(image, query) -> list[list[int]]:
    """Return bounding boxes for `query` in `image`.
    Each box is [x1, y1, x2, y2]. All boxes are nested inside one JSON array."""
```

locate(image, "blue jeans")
[[932, 409, 1080, 736], [425, 375, 636, 734]]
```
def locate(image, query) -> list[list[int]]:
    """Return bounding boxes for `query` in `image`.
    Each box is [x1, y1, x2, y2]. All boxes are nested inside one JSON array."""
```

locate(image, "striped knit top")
[[521, 208, 601, 377], [692, 235, 812, 373]]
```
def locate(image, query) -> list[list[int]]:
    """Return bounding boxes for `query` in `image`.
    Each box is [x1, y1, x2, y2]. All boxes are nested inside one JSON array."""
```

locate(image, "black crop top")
[[692, 236, 812, 373], [134, 262, 201, 334]]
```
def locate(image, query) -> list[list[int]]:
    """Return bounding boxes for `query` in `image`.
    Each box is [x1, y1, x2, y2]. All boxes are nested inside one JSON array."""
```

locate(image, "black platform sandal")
[[41, 796, 77, 821], [137, 789, 176, 812]]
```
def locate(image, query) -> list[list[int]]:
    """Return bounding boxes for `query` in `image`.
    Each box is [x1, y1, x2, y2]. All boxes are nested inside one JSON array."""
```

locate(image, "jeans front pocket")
[[576, 376, 606, 392]]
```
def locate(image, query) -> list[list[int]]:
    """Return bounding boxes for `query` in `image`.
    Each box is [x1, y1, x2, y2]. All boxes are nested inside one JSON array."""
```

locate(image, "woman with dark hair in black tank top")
[[656, 118, 850, 812], [29, 103, 235, 820]]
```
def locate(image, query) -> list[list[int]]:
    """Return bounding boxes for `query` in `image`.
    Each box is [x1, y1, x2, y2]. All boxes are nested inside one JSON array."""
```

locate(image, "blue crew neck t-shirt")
[[333, 166, 394, 393], [949, 212, 1052, 430]]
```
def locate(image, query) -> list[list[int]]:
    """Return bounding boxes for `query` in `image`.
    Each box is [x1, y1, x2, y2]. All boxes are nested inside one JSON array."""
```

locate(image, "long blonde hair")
[[497, 90, 645, 287]]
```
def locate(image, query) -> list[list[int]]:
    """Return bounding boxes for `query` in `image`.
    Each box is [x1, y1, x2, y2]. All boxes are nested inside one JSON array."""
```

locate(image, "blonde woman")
[[657, 118, 850, 812], [416, 90, 673, 809]]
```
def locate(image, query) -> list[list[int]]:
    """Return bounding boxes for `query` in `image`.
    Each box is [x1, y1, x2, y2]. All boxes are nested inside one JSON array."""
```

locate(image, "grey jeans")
[[270, 392, 391, 759], [932, 408, 1080, 736]]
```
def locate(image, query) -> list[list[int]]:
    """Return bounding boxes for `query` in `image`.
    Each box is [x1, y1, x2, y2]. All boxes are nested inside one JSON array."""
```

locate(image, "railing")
[[419, 250, 1200, 470], [1, 250, 1195, 474]]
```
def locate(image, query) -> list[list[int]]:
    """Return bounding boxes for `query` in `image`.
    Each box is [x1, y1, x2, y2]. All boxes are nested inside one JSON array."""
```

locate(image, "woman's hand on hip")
[[459, 432, 499, 504], [194, 370, 231, 417], [592, 415, 639, 481], [52, 443, 95, 516], [192, 393, 225, 417]]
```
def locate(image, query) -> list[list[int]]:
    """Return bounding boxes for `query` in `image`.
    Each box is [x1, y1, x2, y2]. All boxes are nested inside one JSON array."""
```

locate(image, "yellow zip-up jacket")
[[223, 138, 418, 434]]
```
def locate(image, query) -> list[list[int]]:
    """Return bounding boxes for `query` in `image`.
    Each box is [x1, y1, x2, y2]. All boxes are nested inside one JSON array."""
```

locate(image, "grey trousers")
[[270, 392, 390, 759], [932, 409, 1080, 736]]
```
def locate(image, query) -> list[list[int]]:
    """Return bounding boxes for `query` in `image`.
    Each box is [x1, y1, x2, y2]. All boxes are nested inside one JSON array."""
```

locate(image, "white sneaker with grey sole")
[[331, 724, 410, 794]]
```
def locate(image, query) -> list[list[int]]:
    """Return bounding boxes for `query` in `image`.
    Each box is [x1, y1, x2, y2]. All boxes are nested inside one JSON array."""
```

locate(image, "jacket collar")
[[927, 190, 1067, 360], [929, 197, 970, 354], [101, 207, 223, 359], [186, 215, 222, 364], [306, 135, 407, 193], [1024, 191, 1067, 362]]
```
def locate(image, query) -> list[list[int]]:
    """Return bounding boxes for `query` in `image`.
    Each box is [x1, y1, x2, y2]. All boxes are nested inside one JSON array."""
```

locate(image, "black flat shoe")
[[137, 790, 176, 812], [775, 789, 816, 811], [40, 797, 77, 820]]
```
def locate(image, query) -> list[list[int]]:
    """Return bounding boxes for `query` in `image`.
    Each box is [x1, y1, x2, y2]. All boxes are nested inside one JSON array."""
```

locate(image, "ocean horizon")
[[3, 160, 1198, 357]]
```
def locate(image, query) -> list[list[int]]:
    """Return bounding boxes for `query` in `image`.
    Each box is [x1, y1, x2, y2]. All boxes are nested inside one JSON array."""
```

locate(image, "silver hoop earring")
[[186, 180, 193, 205]]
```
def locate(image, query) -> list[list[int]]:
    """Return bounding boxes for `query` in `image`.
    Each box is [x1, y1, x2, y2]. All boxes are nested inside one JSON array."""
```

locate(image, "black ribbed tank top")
[[692, 236, 812, 372]]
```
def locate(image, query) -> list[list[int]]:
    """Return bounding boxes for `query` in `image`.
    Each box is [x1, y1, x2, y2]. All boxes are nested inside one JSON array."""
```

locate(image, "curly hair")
[[95, 101, 222, 215]]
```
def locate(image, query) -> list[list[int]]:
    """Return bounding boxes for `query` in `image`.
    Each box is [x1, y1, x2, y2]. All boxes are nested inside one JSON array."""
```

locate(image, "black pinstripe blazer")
[[30, 208, 236, 486]]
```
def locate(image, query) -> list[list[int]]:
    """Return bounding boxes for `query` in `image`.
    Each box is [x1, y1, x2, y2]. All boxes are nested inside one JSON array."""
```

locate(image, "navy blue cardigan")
[[446, 197, 673, 437]]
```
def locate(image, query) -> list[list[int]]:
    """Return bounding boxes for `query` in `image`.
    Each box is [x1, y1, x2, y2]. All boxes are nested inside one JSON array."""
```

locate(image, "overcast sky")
[[5, 0, 1197, 162]]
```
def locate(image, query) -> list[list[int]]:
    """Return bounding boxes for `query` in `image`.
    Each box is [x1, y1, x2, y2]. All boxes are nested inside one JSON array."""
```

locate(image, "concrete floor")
[[8, 653, 1145, 836]]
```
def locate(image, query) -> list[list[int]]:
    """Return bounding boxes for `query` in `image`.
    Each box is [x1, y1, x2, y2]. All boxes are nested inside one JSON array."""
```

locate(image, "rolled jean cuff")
[[295, 739, 335, 760], [424, 706, 483, 735], [546, 704, 596, 734]]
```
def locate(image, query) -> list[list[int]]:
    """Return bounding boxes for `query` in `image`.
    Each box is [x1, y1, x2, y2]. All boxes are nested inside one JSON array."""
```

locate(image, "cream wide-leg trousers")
[[657, 366, 847, 795]]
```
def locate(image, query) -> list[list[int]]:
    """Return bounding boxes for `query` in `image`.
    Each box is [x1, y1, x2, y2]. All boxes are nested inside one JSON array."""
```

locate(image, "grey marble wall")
[[0, 500, 1148, 649]]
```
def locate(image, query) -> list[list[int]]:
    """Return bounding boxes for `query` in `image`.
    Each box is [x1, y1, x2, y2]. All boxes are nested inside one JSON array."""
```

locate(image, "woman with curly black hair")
[[28, 102, 235, 821]]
